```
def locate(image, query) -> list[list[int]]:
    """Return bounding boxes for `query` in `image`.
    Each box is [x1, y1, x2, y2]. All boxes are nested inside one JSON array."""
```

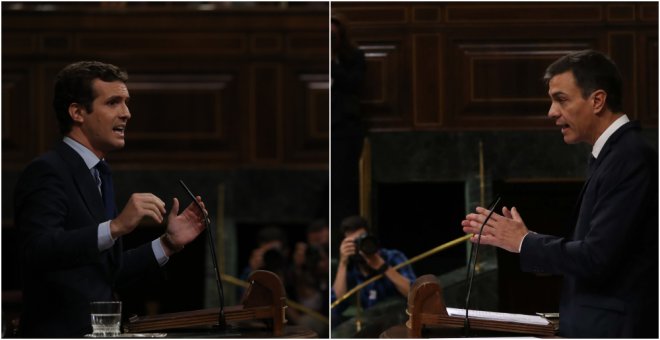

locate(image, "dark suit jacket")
[[331, 47, 365, 134], [15, 141, 162, 337], [521, 122, 658, 337]]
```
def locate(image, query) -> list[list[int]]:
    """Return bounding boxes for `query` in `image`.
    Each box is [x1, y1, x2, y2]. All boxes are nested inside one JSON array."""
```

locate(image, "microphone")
[[178, 180, 226, 329], [464, 196, 501, 337]]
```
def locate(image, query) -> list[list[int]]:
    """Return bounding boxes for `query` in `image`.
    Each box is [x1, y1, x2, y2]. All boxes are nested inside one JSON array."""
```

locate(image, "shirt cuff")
[[98, 221, 115, 251], [152, 238, 169, 267]]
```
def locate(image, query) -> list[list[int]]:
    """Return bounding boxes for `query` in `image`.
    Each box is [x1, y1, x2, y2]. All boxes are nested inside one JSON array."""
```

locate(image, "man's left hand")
[[162, 196, 207, 255]]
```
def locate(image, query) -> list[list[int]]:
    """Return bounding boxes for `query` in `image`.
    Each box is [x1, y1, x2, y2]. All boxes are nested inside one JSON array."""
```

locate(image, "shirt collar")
[[63, 136, 102, 170], [592, 114, 629, 159]]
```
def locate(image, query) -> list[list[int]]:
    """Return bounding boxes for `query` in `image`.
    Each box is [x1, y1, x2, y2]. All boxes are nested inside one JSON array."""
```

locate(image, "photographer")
[[331, 216, 416, 317]]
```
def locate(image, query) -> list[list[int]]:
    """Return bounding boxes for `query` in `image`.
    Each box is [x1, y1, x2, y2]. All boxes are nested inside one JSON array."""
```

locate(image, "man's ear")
[[591, 89, 607, 114], [68, 103, 85, 124]]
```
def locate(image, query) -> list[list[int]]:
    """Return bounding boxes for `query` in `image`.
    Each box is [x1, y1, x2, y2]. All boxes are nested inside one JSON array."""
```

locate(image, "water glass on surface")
[[90, 301, 122, 337]]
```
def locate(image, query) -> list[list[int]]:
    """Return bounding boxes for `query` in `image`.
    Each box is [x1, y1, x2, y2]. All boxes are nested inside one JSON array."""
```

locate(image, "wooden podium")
[[125, 270, 287, 336], [405, 274, 557, 337]]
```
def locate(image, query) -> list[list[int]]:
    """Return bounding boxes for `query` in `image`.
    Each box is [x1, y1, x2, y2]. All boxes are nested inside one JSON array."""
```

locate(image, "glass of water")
[[90, 301, 122, 337]]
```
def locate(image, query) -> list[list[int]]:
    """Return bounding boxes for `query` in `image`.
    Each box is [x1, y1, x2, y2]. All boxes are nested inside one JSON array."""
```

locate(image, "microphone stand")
[[205, 215, 227, 329], [464, 196, 501, 337], [179, 180, 226, 330]]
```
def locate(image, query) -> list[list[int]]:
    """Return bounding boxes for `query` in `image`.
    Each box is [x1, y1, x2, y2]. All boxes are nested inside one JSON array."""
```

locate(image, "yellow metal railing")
[[331, 233, 473, 309]]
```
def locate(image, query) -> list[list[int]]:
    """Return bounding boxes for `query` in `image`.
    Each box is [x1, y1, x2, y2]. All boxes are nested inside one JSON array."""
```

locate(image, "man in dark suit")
[[15, 61, 209, 337], [462, 50, 658, 337]]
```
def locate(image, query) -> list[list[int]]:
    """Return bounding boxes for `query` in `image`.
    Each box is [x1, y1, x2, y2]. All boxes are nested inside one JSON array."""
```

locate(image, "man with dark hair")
[[53, 61, 129, 135], [15, 61, 209, 337], [331, 215, 416, 321], [462, 50, 658, 337]]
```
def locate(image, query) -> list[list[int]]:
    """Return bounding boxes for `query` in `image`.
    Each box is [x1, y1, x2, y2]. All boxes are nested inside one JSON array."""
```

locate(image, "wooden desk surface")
[[126, 323, 317, 338], [381, 324, 560, 338]]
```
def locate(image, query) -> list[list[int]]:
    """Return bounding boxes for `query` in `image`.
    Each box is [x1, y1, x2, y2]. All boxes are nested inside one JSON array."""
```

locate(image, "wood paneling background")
[[2, 3, 329, 169], [332, 2, 658, 131]]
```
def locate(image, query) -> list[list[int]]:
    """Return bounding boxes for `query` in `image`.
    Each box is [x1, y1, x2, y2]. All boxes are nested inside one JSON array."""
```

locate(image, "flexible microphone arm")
[[179, 180, 226, 329], [464, 196, 501, 337]]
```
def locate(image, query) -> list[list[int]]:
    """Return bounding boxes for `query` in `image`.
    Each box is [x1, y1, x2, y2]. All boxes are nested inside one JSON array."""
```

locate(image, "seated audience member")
[[289, 219, 330, 336], [238, 226, 292, 298]]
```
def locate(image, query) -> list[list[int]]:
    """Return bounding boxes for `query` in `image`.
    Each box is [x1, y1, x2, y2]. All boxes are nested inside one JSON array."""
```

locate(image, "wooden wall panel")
[[444, 4, 602, 23], [287, 33, 328, 57], [446, 40, 592, 128], [76, 33, 248, 56], [649, 39, 658, 126], [251, 34, 283, 54], [412, 34, 443, 127], [250, 64, 283, 164], [111, 74, 240, 164], [285, 71, 329, 163], [607, 4, 636, 22], [358, 39, 409, 129], [2, 33, 37, 54], [337, 6, 408, 25], [608, 33, 637, 120], [2, 5, 328, 169], [641, 35, 658, 127], [413, 7, 442, 23], [1, 66, 36, 162], [640, 3, 658, 22], [332, 2, 657, 131]]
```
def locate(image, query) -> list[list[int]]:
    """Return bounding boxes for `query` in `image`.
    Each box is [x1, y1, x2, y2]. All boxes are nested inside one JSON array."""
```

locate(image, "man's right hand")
[[339, 236, 357, 266], [110, 193, 166, 239]]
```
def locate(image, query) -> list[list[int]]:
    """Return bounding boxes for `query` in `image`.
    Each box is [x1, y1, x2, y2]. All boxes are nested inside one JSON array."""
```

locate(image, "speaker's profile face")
[[546, 71, 598, 145], [78, 79, 131, 157]]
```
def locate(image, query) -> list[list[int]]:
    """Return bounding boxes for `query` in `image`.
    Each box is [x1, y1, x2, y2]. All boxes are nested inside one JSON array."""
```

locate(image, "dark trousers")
[[331, 131, 364, 250]]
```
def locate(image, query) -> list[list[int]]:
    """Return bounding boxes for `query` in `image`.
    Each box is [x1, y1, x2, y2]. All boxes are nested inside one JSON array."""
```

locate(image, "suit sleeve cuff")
[[98, 221, 115, 251], [518, 231, 531, 253], [152, 238, 169, 267]]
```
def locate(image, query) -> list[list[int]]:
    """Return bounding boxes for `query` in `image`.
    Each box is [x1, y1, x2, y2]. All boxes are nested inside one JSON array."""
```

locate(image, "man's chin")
[[111, 140, 126, 150], [561, 131, 579, 144]]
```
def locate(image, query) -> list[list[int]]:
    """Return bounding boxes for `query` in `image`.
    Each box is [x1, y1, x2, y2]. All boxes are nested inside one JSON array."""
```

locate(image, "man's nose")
[[121, 104, 131, 120], [547, 102, 559, 119]]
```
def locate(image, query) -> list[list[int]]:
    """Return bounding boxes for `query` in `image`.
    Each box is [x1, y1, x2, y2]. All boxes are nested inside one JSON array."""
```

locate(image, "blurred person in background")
[[289, 219, 329, 337]]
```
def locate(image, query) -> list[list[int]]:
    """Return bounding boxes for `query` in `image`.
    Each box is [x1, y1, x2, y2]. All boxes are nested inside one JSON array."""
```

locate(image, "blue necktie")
[[95, 160, 117, 220]]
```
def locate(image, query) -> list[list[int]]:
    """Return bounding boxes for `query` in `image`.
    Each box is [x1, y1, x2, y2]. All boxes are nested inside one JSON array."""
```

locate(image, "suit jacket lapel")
[[568, 168, 594, 238], [56, 142, 122, 283], [55, 142, 106, 223], [596, 121, 639, 166]]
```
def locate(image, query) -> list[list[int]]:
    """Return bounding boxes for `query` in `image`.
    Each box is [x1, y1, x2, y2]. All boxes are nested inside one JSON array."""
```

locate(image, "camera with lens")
[[354, 233, 380, 256]]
